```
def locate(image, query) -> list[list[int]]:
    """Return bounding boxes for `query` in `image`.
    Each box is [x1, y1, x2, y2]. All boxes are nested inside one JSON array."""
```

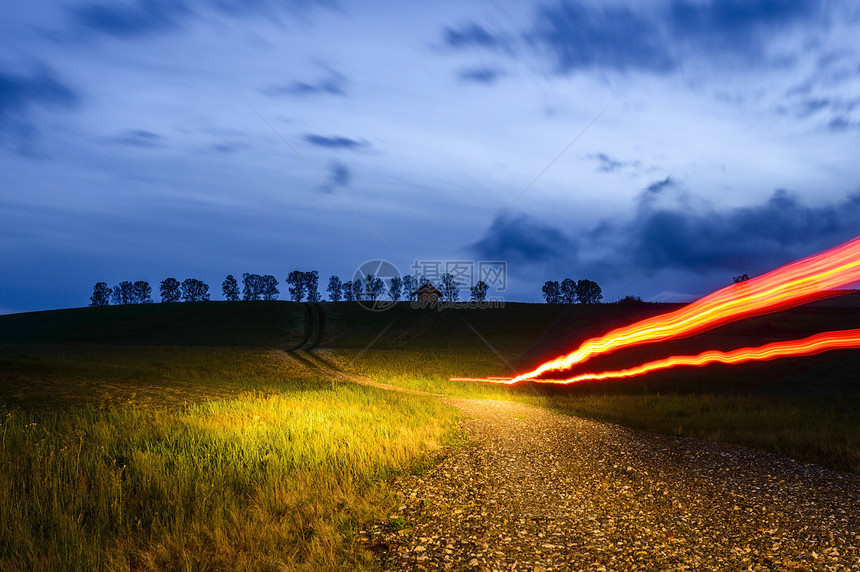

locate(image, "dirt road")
[[372, 398, 860, 571]]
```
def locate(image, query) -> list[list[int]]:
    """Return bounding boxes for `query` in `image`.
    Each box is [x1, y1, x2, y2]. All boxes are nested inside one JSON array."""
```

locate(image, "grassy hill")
[[3, 296, 859, 397], [1, 295, 858, 570], [0, 299, 674, 350]]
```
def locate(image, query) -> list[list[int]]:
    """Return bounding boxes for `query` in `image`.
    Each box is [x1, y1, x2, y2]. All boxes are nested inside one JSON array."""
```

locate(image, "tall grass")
[[340, 349, 860, 474], [0, 349, 458, 571], [543, 393, 860, 474]]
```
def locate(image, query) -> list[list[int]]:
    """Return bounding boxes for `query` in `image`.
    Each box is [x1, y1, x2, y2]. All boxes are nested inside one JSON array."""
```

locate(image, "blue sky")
[[2, 0, 860, 313]]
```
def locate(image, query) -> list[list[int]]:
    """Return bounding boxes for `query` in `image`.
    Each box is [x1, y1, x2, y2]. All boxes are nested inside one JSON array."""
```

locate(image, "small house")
[[414, 283, 442, 303]]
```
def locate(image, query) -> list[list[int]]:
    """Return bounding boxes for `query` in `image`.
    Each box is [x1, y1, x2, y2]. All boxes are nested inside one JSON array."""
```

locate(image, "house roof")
[[415, 283, 442, 296]]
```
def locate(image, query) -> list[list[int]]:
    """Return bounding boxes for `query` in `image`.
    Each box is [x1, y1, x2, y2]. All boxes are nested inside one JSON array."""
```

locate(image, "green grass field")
[[1, 299, 859, 569], [0, 347, 458, 570]]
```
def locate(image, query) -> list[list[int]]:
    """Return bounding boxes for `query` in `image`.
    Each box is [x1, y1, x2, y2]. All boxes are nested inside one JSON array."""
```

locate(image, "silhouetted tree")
[[160, 278, 181, 303], [402, 275, 417, 301], [261, 275, 279, 300], [542, 280, 561, 303], [286, 270, 305, 302], [90, 282, 111, 307], [342, 280, 355, 301], [242, 273, 262, 300], [327, 275, 343, 302], [440, 273, 460, 302], [389, 276, 402, 302], [181, 278, 210, 302], [304, 271, 320, 302], [470, 280, 489, 302], [560, 278, 577, 304], [575, 279, 603, 304], [615, 295, 644, 305], [112, 281, 134, 305], [132, 281, 152, 304], [351, 279, 364, 301], [733, 273, 750, 284], [364, 274, 384, 302], [222, 275, 239, 301]]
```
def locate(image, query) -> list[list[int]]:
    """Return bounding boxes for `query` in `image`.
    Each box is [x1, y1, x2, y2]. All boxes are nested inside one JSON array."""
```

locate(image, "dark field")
[[1, 298, 859, 569]]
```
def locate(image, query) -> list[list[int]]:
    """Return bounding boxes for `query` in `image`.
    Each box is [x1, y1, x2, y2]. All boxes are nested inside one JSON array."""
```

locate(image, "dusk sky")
[[3, 0, 860, 313]]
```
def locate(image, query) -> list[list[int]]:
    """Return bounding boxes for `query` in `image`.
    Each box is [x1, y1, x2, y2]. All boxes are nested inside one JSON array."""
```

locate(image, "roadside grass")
[[340, 349, 528, 400], [342, 348, 860, 474], [0, 347, 458, 571], [542, 392, 860, 474]]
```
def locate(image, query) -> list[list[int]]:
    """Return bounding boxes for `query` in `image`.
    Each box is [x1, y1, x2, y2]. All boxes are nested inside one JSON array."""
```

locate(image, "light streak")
[[509, 235, 860, 383], [451, 329, 860, 385]]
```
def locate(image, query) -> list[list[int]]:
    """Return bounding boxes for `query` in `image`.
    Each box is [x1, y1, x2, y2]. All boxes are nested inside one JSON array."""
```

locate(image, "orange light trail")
[[507, 235, 860, 383], [451, 329, 860, 385]]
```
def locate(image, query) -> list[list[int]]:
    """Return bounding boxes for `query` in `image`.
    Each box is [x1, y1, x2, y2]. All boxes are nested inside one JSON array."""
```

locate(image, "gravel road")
[[370, 398, 860, 571]]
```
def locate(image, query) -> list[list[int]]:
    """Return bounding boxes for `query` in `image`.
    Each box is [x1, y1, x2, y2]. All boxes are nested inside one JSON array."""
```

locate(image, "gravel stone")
[[373, 398, 860, 571]]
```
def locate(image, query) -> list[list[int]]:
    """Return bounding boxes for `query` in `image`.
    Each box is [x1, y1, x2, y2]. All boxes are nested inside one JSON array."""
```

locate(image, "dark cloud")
[[443, 23, 511, 51], [452, 0, 825, 78], [457, 67, 504, 84], [329, 161, 350, 187], [589, 152, 641, 173], [68, 0, 335, 39], [70, 0, 192, 38], [0, 65, 80, 154], [669, 0, 818, 55], [779, 52, 860, 129], [210, 141, 249, 153], [113, 129, 163, 148], [827, 116, 860, 132], [470, 212, 576, 264], [528, 1, 674, 74], [303, 134, 367, 150], [207, 0, 337, 18], [260, 71, 347, 97], [643, 177, 676, 195], [610, 187, 860, 274]]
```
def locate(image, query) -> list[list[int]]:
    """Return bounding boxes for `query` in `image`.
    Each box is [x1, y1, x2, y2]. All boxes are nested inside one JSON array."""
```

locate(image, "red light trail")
[[451, 329, 860, 385], [451, 235, 860, 385]]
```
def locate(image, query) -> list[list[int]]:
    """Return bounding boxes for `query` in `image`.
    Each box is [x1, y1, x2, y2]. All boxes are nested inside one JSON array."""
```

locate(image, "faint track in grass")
[[277, 308, 860, 569]]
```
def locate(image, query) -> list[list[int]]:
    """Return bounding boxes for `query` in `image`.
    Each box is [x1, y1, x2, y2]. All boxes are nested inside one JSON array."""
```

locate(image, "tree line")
[[541, 278, 603, 304], [90, 271, 492, 306]]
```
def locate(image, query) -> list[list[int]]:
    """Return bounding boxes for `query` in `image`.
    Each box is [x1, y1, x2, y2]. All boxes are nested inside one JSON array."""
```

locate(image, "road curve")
[[373, 399, 860, 571]]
